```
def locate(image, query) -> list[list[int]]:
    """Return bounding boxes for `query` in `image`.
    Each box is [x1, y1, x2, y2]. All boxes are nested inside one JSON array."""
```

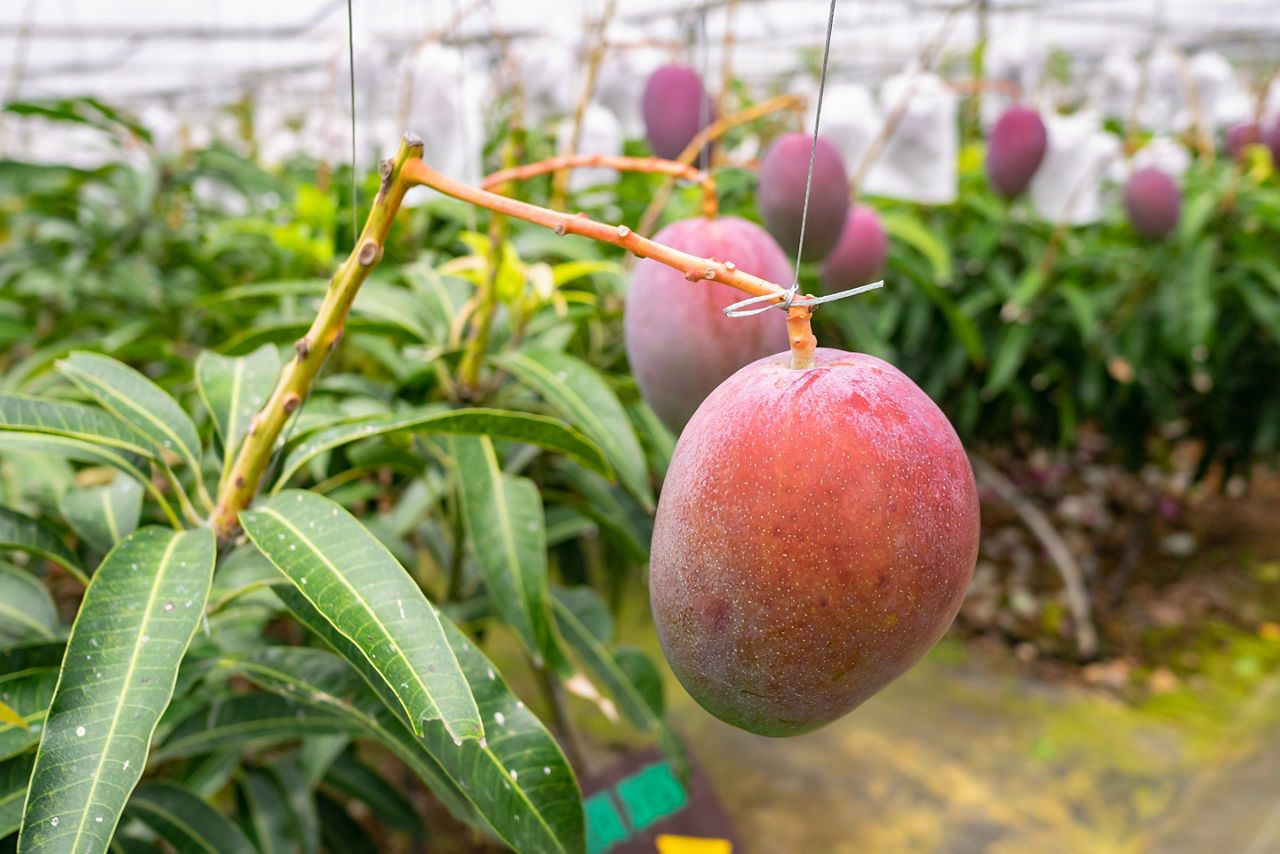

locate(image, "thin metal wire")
[[723, 280, 884, 317], [791, 0, 839, 279], [347, 0, 358, 245]]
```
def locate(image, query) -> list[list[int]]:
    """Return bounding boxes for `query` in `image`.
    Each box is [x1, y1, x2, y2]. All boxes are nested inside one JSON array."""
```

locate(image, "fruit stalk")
[[482, 153, 718, 219], [786, 305, 816, 370], [210, 135, 423, 541]]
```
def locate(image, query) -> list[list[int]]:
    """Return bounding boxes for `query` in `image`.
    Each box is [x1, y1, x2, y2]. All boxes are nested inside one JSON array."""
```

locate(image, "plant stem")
[[402, 158, 791, 306], [550, 0, 616, 210], [210, 135, 423, 541], [786, 305, 817, 369], [483, 153, 717, 219]]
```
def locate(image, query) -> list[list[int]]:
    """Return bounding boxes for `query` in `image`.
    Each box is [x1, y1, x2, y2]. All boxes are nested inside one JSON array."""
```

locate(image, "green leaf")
[[0, 432, 152, 498], [239, 491, 481, 743], [59, 476, 143, 554], [0, 505, 80, 577], [221, 642, 478, 829], [449, 436, 555, 667], [0, 564, 59, 641], [18, 527, 216, 854], [127, 781, 256, 854], [913, 276, 985, 365], [984, 321, 1034, 395], [247, 613, 585, 854], [268, 757, 319, 854], [0, 752, 36, 837], [194, 345, 280, 459], [1184, 239, 1218, 351], [0, 394, 156, 459], [273, 407, 611, 489], [548, 461, 651, 564], [155, 694, 360, 760], [321, 753, 426, 837], [239, 767, 296, 854], [0, 670, 57, 761], [551, 588, 680, 766], [880, 212, 953, 284], [56, 353, 203, 482], [494, 349, 653, 509]]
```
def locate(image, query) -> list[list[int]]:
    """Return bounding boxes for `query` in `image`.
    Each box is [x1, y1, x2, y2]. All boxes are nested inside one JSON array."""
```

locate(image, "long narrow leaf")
[[239, 491, 481, 743], [154, 694, 360, 760], [494, 349, 653, 509], [0, 752, 36, 837], [449, 436, 555, 666], [194, 345, 280, 462], [0, 670, 57, 761], [551, 587, 682, 769], [0, 432, 152, 496], [0, 564, 59, 642], [56, 353, 203, 481], [59, 477, 143, 554], [18, 527, 215, 854], [127, 781, 255, 854], [0, 505, 80, 576], [239, 617, 584, 854], [0, 394, 156, 459], [273, 406, 610, 489]]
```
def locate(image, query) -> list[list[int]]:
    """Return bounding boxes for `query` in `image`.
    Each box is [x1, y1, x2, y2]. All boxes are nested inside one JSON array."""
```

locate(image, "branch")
[[551, 0, 617, 209], [210, 135, 424, 541], [969, 454, 1099, 660], [404, 157, 789, 305], [482, 153, 718, 219]]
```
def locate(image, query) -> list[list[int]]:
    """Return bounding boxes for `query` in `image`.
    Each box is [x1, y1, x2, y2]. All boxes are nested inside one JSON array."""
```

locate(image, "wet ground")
[[662, 635, 1280, 854]]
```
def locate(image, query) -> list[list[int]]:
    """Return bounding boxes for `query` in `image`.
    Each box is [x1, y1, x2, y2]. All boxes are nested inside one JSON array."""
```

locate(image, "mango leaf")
[[322, 752, 426, 837], [0, 670, 57, 761], [548, 461, 651, 563], [551, 587, 681, 769], [0, 505, 80, 577], [239, 767, 298, 854], [154, 694, 360, 760], [880, 211, 952, 284], [0, 563, 59, 641], [221, 642, 478, 829], [273, 406, 610, 489], [18, 526, 215, 854], [253, 604, 584, 854], [194, 344, 280, 461], [0, 752, 36, 837], [449, 436, 555, 667], [1184, 239, 1218, 352], [56, 353, 203, 482], [59, 476, 143, 554], [239, 491, 482, 743], [126, 781, 256, 854], [0, 394, 156, 459], [984, 321, 1034, 395], [494, 349, 653, 509], [268, 757, 319, 854], [0, 432, 152, 500]]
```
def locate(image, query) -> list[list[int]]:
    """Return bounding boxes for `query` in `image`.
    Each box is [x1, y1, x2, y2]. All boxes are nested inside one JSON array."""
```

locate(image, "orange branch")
[[404, 158, 785, 305], [482, 153, 717, 219]]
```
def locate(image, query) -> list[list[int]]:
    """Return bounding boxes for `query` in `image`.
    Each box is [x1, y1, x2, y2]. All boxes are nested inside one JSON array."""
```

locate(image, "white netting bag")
[[805, 82, 880, 176], [980, 19, 1048, 130], [1187, 51, 1252, 130], [862, 71, 958, 205], [1090, 48, 1141, 123], [402, 45, 487, 203], [1028, 111, 1121, 225]]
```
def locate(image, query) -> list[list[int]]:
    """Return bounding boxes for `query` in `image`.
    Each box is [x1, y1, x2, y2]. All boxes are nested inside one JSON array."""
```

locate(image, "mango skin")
[[756, 133, 849, 260], [985, 106, 1047, 198], [1123, 167, 1181, 241], [624, 216, 791, 434], [643, 65, 715, 164], [649, 348, 980, 737], [819, 204, 888, 291]]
